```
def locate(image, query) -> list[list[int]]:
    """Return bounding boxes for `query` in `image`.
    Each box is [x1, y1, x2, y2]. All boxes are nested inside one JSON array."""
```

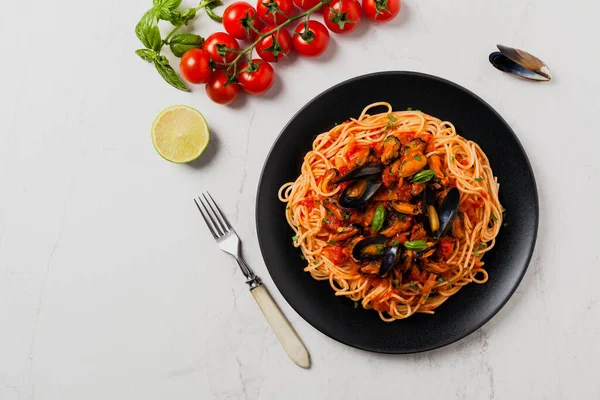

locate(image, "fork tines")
[[194, 192, 232, 239]]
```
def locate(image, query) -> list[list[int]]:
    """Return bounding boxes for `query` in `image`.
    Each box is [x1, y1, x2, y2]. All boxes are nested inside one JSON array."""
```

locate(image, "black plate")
[[255, 72, 538, 353]]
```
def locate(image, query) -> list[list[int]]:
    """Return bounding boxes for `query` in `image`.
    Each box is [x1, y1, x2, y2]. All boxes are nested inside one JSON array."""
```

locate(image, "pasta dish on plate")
[[278, 102, 503, 321]]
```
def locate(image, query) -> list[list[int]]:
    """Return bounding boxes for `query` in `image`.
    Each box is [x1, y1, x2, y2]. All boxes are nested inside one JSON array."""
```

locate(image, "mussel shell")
[[434, 187, 459, 240], [378, 244, 402, 277], [339, 177, 382, 209], [334, 163, 383, 183], [352, 235, 387, 261], [489, 45, 551, 81], [422, 186, 460, 239]]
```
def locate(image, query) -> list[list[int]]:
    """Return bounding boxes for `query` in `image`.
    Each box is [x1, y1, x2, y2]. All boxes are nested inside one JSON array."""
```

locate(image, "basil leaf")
[[403, 240, 428, 252], [169, 33, 205, 57], [153, 0, 182, 9], [412, 169, 436, 184], [371, 205, 387, 232], [153, 60, 190, 92], [181, 8, 197, 23], [135, 10, 162, 51], [135, 49, 157, 62], [474, 177, 484, 182]]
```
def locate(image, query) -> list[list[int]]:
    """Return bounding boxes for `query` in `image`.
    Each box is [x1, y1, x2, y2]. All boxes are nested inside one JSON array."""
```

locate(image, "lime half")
[[151, 105, 209, 163]]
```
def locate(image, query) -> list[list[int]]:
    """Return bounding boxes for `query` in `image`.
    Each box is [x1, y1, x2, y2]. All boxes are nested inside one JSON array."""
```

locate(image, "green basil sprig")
[[169, 33, 205, 57], [371, 205, 387, 232], [403, 240, 428, 252], [412, 169, 436, 184]]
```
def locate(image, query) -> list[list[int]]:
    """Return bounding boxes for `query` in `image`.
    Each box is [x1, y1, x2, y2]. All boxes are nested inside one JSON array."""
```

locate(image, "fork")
[[194, 192, 310, 369]]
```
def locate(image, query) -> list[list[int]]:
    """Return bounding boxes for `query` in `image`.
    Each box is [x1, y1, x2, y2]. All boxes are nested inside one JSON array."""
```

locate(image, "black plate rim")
[[255, 71, 539, 354]]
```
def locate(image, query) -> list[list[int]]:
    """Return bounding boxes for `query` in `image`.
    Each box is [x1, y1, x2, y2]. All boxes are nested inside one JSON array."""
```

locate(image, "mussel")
[[334, 163, 383, 183], [352, 236, 387, 261], [336, 163, 384, 209], [320, 168, 340, 192], [489, 44, 551, 81], [423, 186, 459, 240], [381, 136, 401, 165], [330, 224, 363, 242], [352, 236, 402, 277], [379, 244, 402, 277]]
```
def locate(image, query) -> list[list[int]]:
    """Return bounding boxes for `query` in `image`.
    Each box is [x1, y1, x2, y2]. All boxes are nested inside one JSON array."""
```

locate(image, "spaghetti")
[[279, 102, 503, 321]]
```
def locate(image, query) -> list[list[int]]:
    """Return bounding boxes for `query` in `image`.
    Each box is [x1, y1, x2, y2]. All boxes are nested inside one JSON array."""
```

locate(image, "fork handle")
[[250, 284, 310, 369]]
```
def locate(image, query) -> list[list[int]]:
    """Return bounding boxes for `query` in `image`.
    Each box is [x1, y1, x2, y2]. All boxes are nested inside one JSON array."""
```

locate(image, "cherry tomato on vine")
[[237, 59, 275, 95], [292, 20, 329, 57], [256, 0, 294, 25], [222, 2, 263, 41], [255, 26, 293, 62], [362, 0, 400, 22], [293, 0, 322, 11], [206, 70, 240, 104], [323, 0, 362, 34], [179, 49, 213, 84], [203, 32, 240, 67]]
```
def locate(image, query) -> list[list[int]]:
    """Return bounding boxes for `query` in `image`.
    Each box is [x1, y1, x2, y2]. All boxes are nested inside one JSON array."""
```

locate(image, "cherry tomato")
[[362, 0, 400, 22], [179, 49, 213, 84], [255, 26, 293, 62], [237, 59, 275, 95], [205, 70, 240, 104], [292, 20, 329, 57], [203, 32, 240, 67], [293, 0, 322, 11], [256, 0, 294, 25], [222, 2, 263, 41], [323, 0, 362, 34]]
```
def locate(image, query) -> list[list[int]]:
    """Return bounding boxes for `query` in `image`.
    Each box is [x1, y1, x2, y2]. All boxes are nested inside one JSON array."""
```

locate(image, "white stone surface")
[[1, 0, 599, 399]]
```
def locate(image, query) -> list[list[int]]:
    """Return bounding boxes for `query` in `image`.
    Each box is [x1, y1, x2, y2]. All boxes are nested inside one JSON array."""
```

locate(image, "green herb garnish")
[[412, 169, 436, 184], [474, 177, 484, 182], [391, 240, 400, 246], [322, 218, 330, 224], [410, 281, 418, 290], [292, 235, 299, 241], [327, 210, 333, 215], [354, 301, 359, 308], [450, 156, 455, 162], [491, 214, 498, 222], [387, 114, 397, 122], [300, 255, 305, 260], [407, 107, 413, 111], [478, 243, 486, 250], [413, 154, 422, 161], [371, 205, 387, 232], [474, 248, 481, 257], [404, 240, 428, 252], [327, 240, 337, 245]]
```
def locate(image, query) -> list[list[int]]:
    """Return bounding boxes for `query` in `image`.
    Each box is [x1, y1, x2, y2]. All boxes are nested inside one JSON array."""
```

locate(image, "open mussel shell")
[[378, 244, 402, 277], [334, 163, 383, 183], [339, 177, 382, 209], [434, 188, 459, 239], [489, 44, 551, 81], [423, 187, 460, 240], [352, 235, 387, 261]]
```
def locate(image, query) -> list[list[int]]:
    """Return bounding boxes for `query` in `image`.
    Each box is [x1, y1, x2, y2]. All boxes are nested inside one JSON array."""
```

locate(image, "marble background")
[[1, 0, 599, 398]]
